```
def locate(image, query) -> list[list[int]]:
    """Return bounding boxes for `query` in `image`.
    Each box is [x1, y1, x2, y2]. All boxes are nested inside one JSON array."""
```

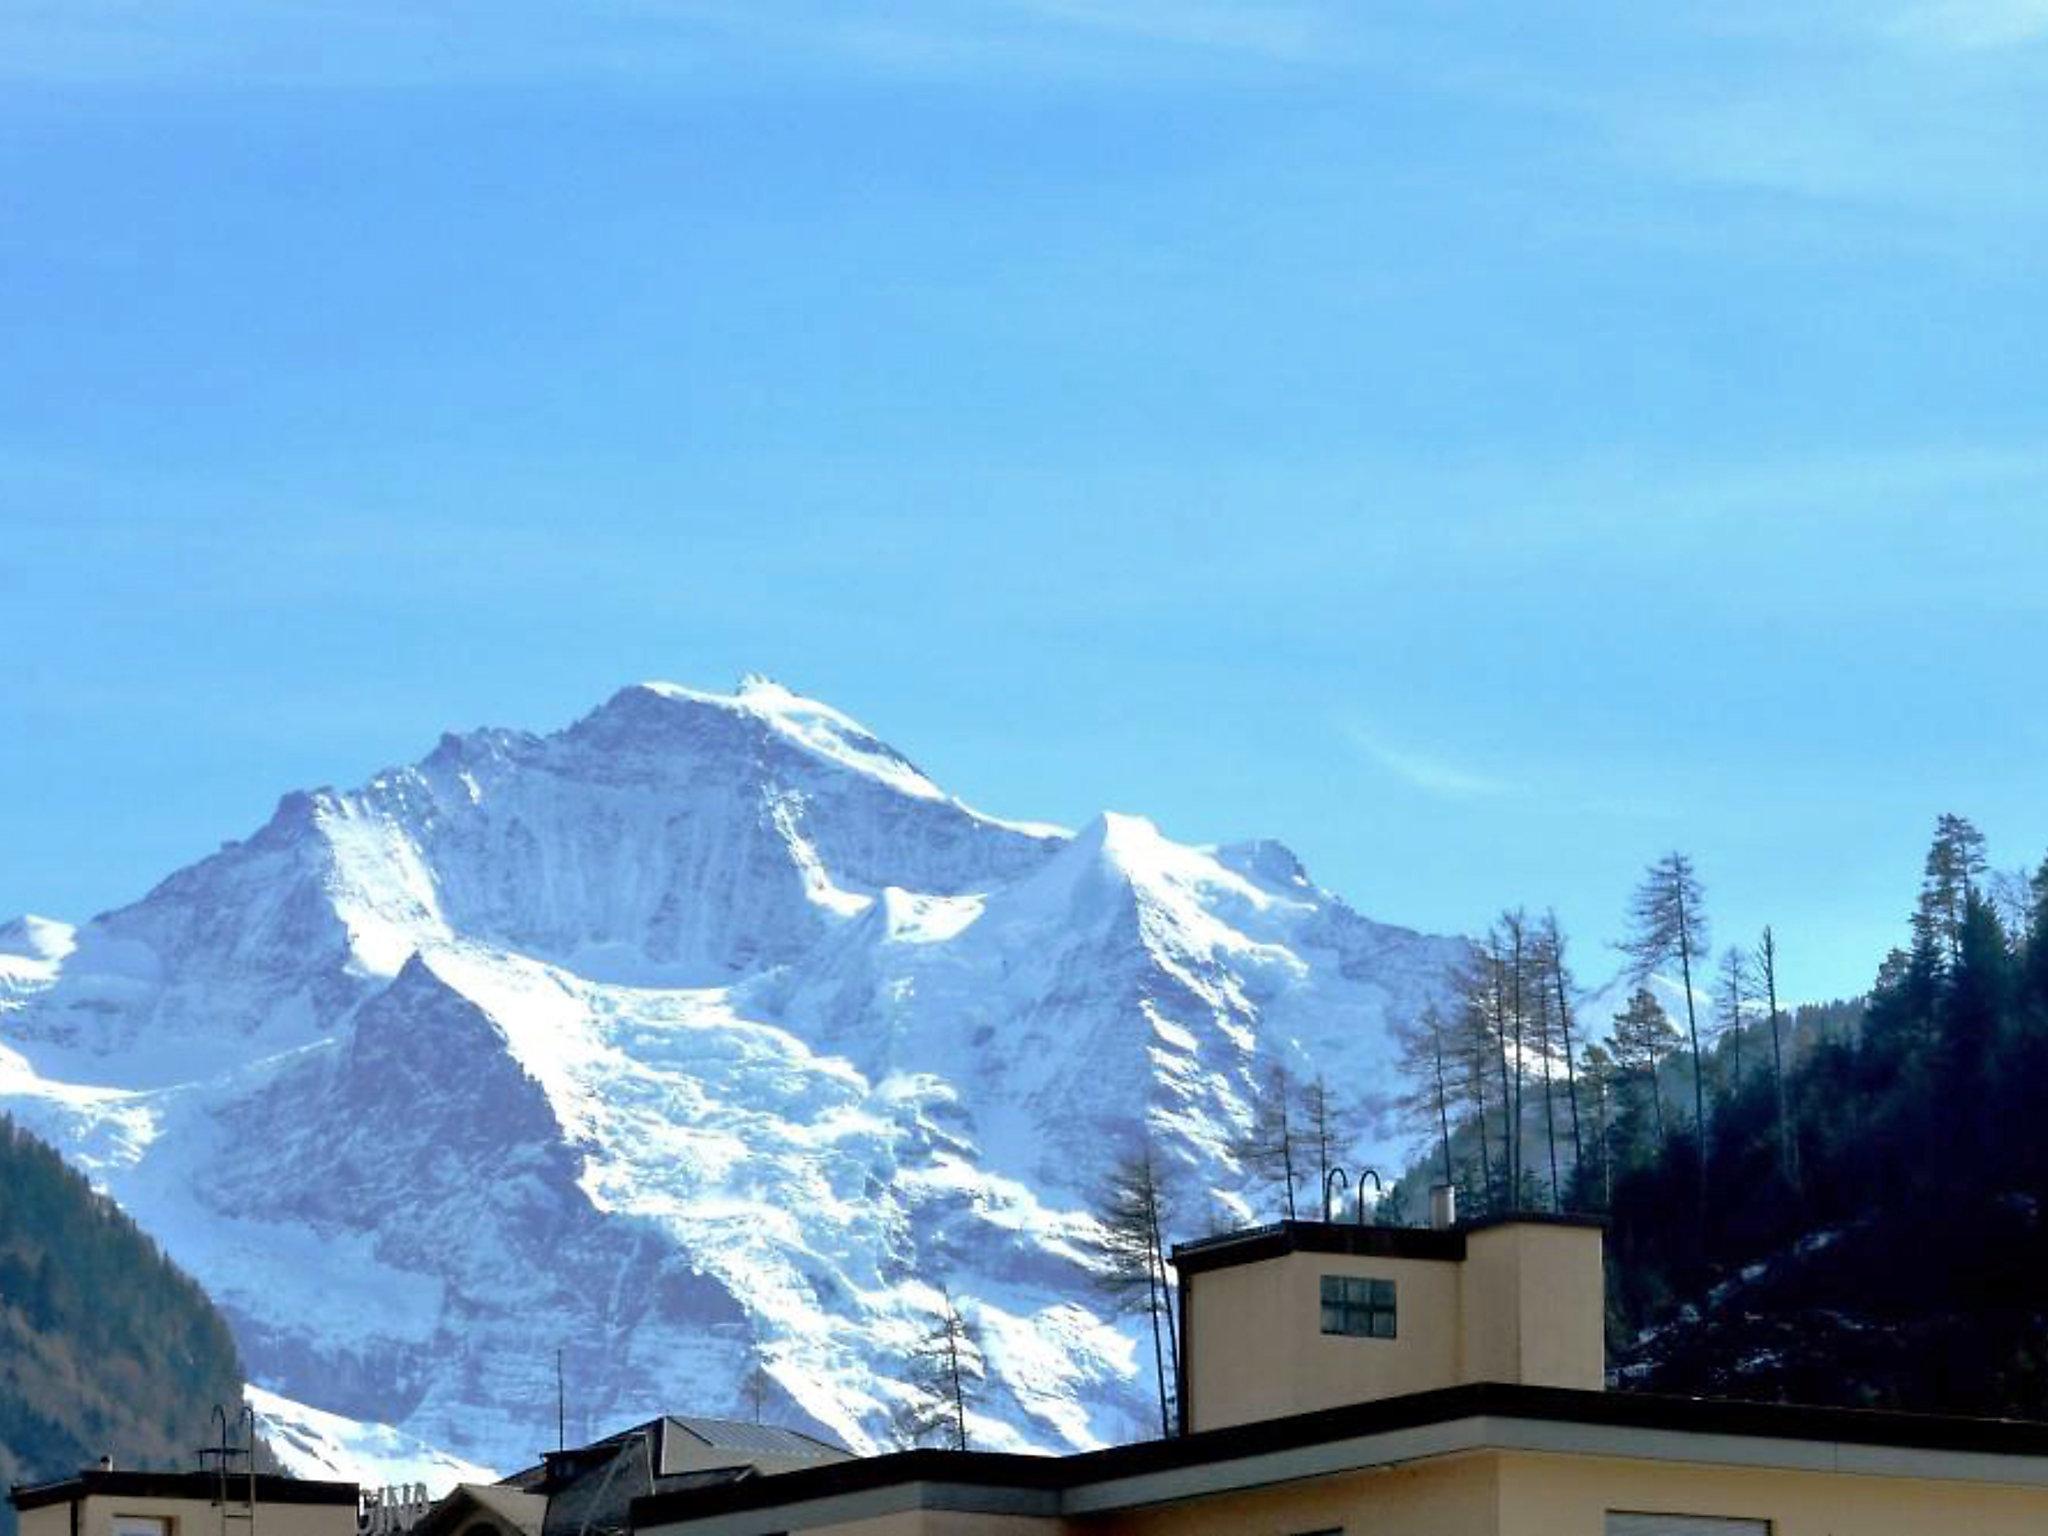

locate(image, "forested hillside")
[[1385, 815, 2048, 1419], [0, 1116, 247, 1536]]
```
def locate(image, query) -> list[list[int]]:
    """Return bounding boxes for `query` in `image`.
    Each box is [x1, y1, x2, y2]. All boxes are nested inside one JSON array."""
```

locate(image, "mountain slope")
[[0, 677, 1466, 1473], [0, 1116, 247, 1536]]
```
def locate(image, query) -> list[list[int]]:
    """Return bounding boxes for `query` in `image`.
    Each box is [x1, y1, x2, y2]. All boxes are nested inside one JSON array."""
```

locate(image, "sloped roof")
[[456, 1483, 547, 1536], [662, 1418, 846, 1459], [410, 1482, 546, 1536]]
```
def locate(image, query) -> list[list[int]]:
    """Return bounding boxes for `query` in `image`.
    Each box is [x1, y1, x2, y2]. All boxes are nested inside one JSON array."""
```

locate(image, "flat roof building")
[[9, 1471, 358, 1536], [626, 1212, 2048, 1536]]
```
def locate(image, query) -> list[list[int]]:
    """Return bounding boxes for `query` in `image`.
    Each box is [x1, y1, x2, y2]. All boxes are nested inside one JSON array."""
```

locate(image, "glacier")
[[0, 676, 1467, 1478]]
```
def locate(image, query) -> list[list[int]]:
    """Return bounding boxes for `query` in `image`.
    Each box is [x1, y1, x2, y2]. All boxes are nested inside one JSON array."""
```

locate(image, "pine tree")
[[1456, 988, 1498, 1205], [1621, 853, 1710, 1180], [1713, 945, 1753, 1096], [2023, 857, 2048, 1017], [1577, 1042, 1620, 1207], [1231, 1062, 1302, 1221], [1610, 987, 1680, 1148], [1503, 911, 1532, 1204], [1301, 1074, 1360, 1218], [1539, 911, 1586, 1178], [1478, 931, 1520, 1202], [1529, 955, 1563, 1210], [1755, 926, 1797, 1186], [1095, 1142, 1178, 1436], [1394, 1007, 1457, 1189], [1914, 813, 1989, 965], [739, 1362, 774, 1424], [1452, 947, 1506, 1207], [1939, 892, 2014, 1142], [894, 1288, 983, 1450]]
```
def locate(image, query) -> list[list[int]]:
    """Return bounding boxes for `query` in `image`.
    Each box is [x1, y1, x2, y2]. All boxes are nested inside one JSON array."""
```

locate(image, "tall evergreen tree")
[[1937, 891, 2014, 1162], [1529, 956, 1564, 1209], [1754, 925, 1796, 1186], [1914, 813, 1989, 965], [1540, 910, 1586, 1175], [1476, 930, 1520, 1201], [1714, 945, 1753, 1095], [2023, 857, 2048, 1017], [1621, 853, 1711, 1181], [1577, 1042, 1620, 1207], [1610, 987, 1680, 1147]]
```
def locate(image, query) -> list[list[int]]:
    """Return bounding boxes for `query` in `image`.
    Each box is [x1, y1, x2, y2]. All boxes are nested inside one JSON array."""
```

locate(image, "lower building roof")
[[629, 1382, 2048, 1534], [9, 1472, 358, 1513]]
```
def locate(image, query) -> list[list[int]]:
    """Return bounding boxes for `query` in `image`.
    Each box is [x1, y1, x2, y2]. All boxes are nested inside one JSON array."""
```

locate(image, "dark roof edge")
[[1170, 1220, 1462, 1272], [10, 1473, 358, 1513], [628, 1383, 2048, 1531], [1171, 1215, 1605, 1276], [1459, 1212, 1609, 1234]]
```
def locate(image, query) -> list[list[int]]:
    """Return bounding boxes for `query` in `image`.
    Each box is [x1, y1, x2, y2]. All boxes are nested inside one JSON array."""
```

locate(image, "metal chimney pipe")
[[1428, 1183, 1458, 1230]]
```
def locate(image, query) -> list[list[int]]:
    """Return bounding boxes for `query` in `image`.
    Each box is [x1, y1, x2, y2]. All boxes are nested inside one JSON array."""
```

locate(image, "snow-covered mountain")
[[0, 677, 1466, 1476]]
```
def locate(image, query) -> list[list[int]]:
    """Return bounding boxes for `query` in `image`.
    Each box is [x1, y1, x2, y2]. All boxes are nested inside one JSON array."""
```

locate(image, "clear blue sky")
[[4, 2, 2045, 1002]]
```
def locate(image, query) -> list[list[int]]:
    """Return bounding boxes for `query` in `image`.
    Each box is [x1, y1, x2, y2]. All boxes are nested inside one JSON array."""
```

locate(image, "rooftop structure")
[[425, 1416, 850, 1536], [623, 1210, 2048, 1536], [1172, 1212, 1606, 1431]]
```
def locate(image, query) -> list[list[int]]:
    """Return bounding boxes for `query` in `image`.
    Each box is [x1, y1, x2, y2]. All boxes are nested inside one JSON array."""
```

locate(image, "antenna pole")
[[556, 1349, 566, 1453]]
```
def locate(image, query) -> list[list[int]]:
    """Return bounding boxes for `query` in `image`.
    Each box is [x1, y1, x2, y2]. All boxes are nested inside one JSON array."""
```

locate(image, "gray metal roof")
[[663, 1417, 845, 1458]]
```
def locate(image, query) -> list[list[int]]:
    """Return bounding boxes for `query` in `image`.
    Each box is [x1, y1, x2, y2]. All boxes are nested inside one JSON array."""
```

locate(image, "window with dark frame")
[[1319, 1274, 1395, 1338]]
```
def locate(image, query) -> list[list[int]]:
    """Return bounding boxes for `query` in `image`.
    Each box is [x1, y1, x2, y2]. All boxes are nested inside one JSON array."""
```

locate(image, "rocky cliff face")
[[0, 677, 1465, 1474]]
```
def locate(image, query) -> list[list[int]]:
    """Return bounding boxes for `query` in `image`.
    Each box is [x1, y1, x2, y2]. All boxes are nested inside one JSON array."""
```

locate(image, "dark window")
[[1319, 1274, 1395, 1338]]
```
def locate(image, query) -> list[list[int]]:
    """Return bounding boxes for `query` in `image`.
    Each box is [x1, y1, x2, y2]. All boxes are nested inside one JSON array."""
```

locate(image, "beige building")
[[627, 1212, 2048, 1536], [10, 1470, 358, 1536]]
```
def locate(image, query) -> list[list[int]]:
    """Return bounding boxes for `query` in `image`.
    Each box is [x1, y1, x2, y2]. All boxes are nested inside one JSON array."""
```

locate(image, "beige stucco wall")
[[1090, 1454, 1499, 1536], [1497, 1449, 2048, 1536], [1185, 1251, 1463, 1431], [18, 1495, 354, 1536], [1184, 1223, 1604, 1431], [1461, 1224, 1604, 1393]]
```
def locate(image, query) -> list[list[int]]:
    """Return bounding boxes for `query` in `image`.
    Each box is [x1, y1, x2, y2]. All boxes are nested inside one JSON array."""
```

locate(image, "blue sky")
[[3, 1, 2046, 1001]]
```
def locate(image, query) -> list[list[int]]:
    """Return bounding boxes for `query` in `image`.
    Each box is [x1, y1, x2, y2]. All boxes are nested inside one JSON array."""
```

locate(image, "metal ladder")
[[199, 1404, 258, 1536]]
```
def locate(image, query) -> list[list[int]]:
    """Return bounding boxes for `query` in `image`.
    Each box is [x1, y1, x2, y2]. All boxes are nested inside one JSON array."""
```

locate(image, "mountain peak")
[[0, 914, 76, 962], [0, 679, 1463, 1479], [588, 678, 949, 805]]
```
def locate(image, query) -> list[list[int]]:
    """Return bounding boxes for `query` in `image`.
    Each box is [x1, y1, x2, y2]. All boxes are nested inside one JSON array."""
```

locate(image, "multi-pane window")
[[1319, 1274, 1395, 1338]]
